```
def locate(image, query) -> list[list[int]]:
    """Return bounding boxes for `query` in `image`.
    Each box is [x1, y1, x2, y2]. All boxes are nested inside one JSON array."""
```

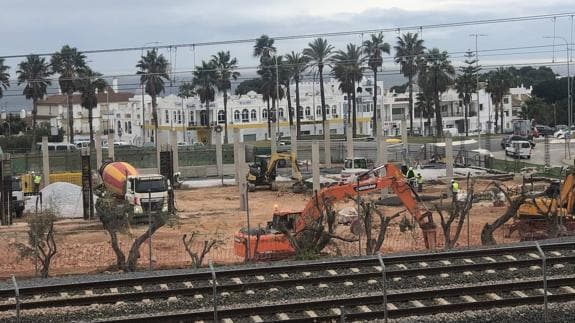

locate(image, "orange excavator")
[[234, 163, 437, 260]]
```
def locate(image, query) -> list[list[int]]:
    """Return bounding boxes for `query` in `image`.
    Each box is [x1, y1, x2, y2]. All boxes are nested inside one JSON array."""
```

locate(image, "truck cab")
[[11, 176, 24, 217], [505, 140, 532, 159], [340, 157, 370, 183], [124, 175, 169, 216]]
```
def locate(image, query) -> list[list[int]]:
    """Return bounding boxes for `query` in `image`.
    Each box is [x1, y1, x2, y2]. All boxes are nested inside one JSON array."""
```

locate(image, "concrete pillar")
[[377, 134, 388, 198], [312, 140, 320, 193], [233, 128, 241, 184], [42, 137, 50, 187], [401, 118, 408, 164], [324, 120, 332, 168], [215, 130, 223, 177], [238, 142, 247, 211], [290, 126, 298, 178], [271, 123, 277, 155], [95, 130, 102, 169], [171, 130, 179, 174], [107, 133, 115, 161], [445, 132, 454, 178], [346, 123, 354, 159], [156, 131, 162, 174]]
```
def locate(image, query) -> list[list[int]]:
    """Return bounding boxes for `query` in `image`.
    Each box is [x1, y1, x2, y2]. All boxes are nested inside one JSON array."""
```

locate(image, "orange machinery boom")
[[234, 163, 437, 259]]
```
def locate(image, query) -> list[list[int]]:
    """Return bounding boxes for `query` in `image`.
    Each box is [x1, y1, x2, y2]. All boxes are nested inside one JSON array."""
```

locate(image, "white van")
[[36, 143, 78, 151], [505, 141, 532, 159]]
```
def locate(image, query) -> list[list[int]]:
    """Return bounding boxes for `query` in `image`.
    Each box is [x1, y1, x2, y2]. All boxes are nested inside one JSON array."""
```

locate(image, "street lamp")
[[544, 36, 571, 126]]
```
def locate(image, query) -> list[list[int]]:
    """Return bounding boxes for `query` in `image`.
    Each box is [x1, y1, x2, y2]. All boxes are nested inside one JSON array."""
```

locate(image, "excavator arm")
[[296, 163, 436, 249], [267, 152, 303, 181]]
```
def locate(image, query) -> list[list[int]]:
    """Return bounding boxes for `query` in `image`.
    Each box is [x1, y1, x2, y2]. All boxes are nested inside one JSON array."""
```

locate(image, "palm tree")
[[51, 45, 87, 144], [253, 35, 276, 137], [332, 43, 364, 137], [192, 61, 217, 130], [486, 68, 514, 133], [455, 50, 480, 136], [17, 55, 52, 151], [363, 33, 390, 136], [394, 33, 425, 135], [304, 38, 334, 136], [422, 48, 455, 136], [136, 49, 170, 144], [285, 52, 308, 139], [415, 92, 434, 136], [76, 68, 107, 151], [0, 58, 9, 99], [211, 51, 240, 144]]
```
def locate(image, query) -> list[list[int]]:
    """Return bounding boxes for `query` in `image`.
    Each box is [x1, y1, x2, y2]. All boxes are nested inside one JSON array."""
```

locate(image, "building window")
[[242, 109, 249, 123], [298, 106, 304, 119], [177, 110, 182, 124], [479, 104, 484, 111], [305, 106, 311, 116], [326, 106, 330, 114], [218, 110, 225, 123], [279, 108, 284, 118], [189, 112, 194, 123], [262, 109, 268, 119], [117, 120, 122, 133], [503, 97, 509, 104], [234, 110, 240, 121], [316, 105, 321, 116], [332, 105, 337, 115], [127, 121, 132, 134], [165, 110, 169, 124], [251, 109, 257, 121], [173, 111, 177, 124]]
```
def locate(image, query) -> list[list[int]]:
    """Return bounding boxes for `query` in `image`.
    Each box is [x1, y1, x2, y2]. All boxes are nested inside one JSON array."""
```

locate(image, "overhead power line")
[[1, 12, 574, 60]]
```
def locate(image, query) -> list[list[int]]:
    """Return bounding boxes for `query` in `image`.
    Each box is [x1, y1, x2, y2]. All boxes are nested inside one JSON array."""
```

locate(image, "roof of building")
[[38, 87, 134, 106]]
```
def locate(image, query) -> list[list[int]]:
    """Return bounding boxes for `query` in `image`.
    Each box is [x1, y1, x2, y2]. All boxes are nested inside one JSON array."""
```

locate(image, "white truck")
[[505, 140, 532, 159], [340, 157, 371, 183]]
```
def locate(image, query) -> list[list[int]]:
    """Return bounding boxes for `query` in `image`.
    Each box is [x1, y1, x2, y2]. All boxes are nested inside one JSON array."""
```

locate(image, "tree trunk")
[[494, 99, 499, 134], [352, 85, 357, 137], [106, 228, 126, 269], [67, 91, 74, 144], [126, 220, 163, 271], [318, 64, 327, 136], [223, 90, 228, 144], [464, 98, 469, 137], [408, 75, 414, 136], [287, 82, 293, 128], [295, 78, 301, 140], [266, 99, 271, 138], [372, 68, 378, 137], [427, 103, 432, 136], [347, 90, 352, 136], [31, 98, 38, 151], [433, 72, 443, 137], [500, 102, 504, 134]]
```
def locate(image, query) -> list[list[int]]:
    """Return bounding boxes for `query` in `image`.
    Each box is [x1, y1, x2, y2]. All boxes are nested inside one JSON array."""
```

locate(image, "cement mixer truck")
[[96, 161, 170, 219]]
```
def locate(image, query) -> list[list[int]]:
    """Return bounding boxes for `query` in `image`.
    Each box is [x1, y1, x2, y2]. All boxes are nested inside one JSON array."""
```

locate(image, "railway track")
[[1, 240, 575, 322]]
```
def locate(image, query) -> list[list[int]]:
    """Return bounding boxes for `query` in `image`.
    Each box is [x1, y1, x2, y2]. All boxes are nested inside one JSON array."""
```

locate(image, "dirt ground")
[[0, 179, 521, 279]]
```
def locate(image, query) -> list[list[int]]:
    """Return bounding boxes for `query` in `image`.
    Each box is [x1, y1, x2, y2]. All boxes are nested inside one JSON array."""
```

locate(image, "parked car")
[[505, 140, 532, 159], [554, 125, 574, 138], [535, 125, 555, 136], [501, 135, 535, 149]]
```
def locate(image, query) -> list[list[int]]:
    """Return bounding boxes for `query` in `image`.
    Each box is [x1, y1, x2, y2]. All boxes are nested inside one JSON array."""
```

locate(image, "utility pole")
[[470, 34, 487, 148], [544, 36, 571, 126]]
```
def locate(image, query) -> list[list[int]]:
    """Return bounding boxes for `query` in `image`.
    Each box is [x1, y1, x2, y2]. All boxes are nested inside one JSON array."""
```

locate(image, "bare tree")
[[358, 198, 401, 255], [182, 232, 224, 268], [12, 211, 57, 278], [481, 182, 529, 245], [281, 195, 357, 260], [436, 176, 475, 249]]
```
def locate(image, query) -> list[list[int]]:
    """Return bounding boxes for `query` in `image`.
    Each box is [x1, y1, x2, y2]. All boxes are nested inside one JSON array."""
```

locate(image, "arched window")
[[316, 105, 321, 116], [270, 108, 276, 122], [332, 105, 337, 115], [177, 110, 182, 124], [164, 110, 169, 124], [217, 110, 225, 123], [298, 106, 304, 119], [326, 106, 330, 115], [251, 109, 257, 121], [305, 106, 311, 116], [127, 121, 132, 134], [189, 112, 194, 124], [290, 108, 295, 118], [200, 111, 208, 126], [279, 108, 284, 118], [241, 109, 249, 122], [234, 110, 240, 121], [117, 120, 122, 133], [173, 111, 177, 124], [262, 109, 268, 119]]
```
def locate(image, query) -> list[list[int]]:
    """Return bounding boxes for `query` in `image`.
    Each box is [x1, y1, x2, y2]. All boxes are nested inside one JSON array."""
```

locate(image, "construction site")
[[0, 127, 574, 322]]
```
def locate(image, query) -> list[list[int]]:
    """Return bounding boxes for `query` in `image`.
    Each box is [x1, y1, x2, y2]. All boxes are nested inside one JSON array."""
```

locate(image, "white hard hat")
[[451, 179, 455, 183]]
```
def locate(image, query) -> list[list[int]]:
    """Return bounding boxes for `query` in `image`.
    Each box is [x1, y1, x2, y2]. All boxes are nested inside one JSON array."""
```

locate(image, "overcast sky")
[[0, 0, 574, 110]]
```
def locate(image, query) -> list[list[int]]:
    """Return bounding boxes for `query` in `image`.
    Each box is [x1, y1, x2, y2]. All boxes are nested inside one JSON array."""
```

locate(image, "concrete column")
[[271, 123, 277, 155], [215, 130, 223, 177], [233, 128, 241, 184], [238, 142, 247, 211], [377, 134, 388, 198], [290, 126, 298, 178], [42, 137, 50, 187], [445, 132, 454, 178], [312, 140, 320, 193], [171, 130, 179, 174], [95, 130, 102, 169], [107, 133, 115, 161], [324, 120, 332, 168], [346, 123, 354, 159], [401, 118, 408, 164], [156, 131, 162, 174]]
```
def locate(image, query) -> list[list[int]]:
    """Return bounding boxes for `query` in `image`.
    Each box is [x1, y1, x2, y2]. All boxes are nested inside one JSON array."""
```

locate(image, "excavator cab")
[[267, 212, 298, 233], [247, 152, 305, 193]]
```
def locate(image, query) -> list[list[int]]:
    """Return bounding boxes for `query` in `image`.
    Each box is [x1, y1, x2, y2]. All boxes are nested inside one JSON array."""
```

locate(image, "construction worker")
[[451, 179, 459, 203], [33, 172, 42, 194], [416, 173, 424, 192], [406, 167, 416, 188]]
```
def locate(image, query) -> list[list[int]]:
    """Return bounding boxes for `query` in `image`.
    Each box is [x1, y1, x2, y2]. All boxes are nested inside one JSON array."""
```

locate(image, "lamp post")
[[544, 36, 571, 126], [470, 34, 487, 147]]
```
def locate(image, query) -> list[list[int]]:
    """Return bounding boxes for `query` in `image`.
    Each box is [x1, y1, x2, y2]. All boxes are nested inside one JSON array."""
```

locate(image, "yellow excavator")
[[511, 171, 575, 239], [247, 151, 306, 193]]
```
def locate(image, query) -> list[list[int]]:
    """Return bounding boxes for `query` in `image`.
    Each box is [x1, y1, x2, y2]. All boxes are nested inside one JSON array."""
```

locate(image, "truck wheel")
[[270, 182, 279, 191], [292, 182, 305, 193], [248, 183, 256, 192]]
